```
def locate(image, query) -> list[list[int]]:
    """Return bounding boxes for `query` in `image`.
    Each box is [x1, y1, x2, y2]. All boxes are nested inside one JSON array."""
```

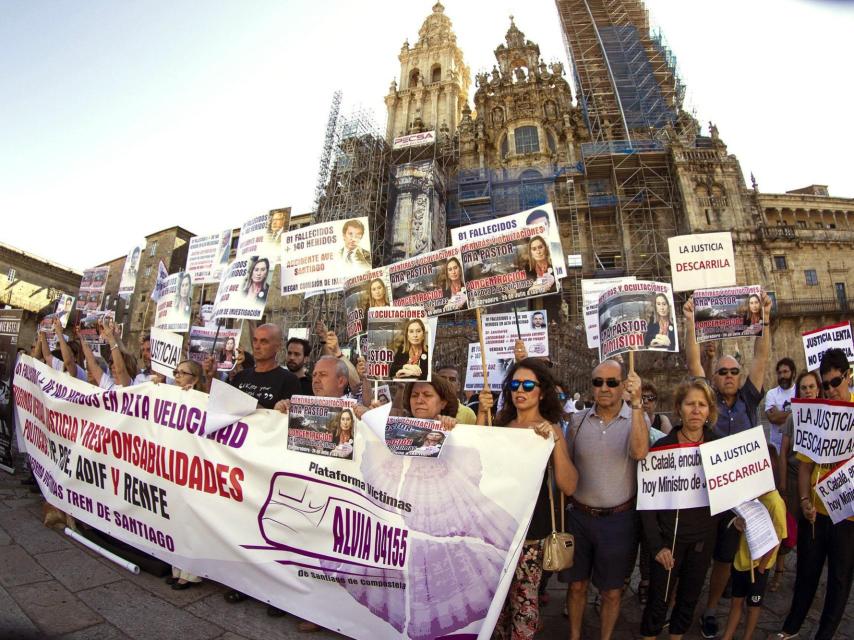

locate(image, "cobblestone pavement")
[[1, 458, 850, 640]]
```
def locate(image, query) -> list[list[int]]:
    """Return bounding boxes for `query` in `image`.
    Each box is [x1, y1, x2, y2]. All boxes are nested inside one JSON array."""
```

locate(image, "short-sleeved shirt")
[[50, 356, 86, 382], [713, 378, 764, 438], [229, 366, 300, 409], [765, 385, 796, 453], [568, 402, 639, 508]]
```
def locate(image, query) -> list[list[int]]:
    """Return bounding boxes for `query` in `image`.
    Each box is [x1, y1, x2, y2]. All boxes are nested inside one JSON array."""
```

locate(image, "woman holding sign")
[[644, 293, 676, 348], [640, 379, 721, 640], [390, 318, 429, 380], [523, 235, 556, 296]]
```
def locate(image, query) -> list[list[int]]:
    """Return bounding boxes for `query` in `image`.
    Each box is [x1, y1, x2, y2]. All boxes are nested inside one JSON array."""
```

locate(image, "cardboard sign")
[[343, 268, 392, 339], [792, 398, 854, 465], [154, 272, 193, 333], [118, 245, 142, 299], [802, 322, 854, 371], [816, 458, 854, 524], [281, 217, 372, 294], [77, 266, 110, 312], [211, 257, 271, 322], [186, 229, 233, 284], [366, 307, 435, 382], [236, 209, 290, 264], [389, 247, 468, 316], [287, 396, 359, 460], [464, 342, 514, 392], [581, 277, 635, 349], [385, 416, 447, 457], [56, 294, 76, 329], [636, 443, 709, 510], [149, 327, 184, 378], [188, 324, 242, 371], [693, 285, 764, 342], [699, 426, 775, 515], [668, 232, 736, 292], [151, 261, 169, 302], [482, 309, 549, 358], [598, 280, 678, 361], [287, 328, 310, 341]]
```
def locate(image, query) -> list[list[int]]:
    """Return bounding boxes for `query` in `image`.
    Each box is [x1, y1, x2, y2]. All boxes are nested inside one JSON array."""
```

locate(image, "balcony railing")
[[758, 224, 796, 241], [776, 298, 849, 317]]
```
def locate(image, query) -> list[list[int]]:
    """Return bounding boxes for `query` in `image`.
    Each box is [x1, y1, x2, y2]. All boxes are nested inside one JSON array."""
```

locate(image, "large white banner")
[[13, 356, 550, 640], [154, 272, 193, 333], [816, 458, 854, 524], [699, 427, 775, 515], [792, 398, 854, 465], [667, 232, 736, 292], [637, 443, 709, 510], [801, 322, 854, 372]]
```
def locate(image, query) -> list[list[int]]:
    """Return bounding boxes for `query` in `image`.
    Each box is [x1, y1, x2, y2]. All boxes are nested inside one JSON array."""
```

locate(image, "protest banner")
[[76, 310, 115, 350], [343, 268, 392, 339], [668, 232, 736, 292], [185, 229, 233, 284], [149, 327, 184, 378], [151, 260, 169, 302], [464, 343, 511, 392], [13, 354, 551, 640], [482, 309, 549, 357], [732, 499, 779, 561], [815, 457, 854, 524], [0, 309, 23, 472], [56, 294, 76, 328], [385, 416, 447, 457], [366, 307, 435, 382], [636, 443, 709, 510], [189, 324, 242, 371], [154, 272, 193, 333], [236, 208, 290, 264], [699, 426, 775, 515], [117, 245, 142, 299], [281, 217, 372, 294], [287, 396, 359, 460], [581, 277, 635, 349], [77, 266, 110, 312], [212, 257, 271, 322], [801, 321, 854, 371], [288, 327, 310, 341], [389, 247, 468, 316], [451, 203, 567, 279], [461, 224, 561, 309], [792, 397, 854, 465], [597, 280, 679, 361], [693, 285, 765, 342]]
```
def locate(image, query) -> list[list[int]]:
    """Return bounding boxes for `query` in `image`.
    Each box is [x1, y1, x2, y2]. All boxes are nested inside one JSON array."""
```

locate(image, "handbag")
[[542, 463, 575, 571]]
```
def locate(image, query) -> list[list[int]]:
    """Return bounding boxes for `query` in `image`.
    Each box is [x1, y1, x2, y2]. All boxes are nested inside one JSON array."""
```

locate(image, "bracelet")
[[110, 345, 120, 351], [800, 496, 811, 503], [631, 404, 643, 410]]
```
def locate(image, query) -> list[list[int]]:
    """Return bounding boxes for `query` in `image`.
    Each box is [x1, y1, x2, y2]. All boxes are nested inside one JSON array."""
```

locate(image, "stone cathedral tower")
[[384, 2, 471, 141]]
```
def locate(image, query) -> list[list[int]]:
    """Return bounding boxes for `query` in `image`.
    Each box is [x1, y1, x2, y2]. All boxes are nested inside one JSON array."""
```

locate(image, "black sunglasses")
[[510, 379, 540, 392], [592, 378, 621, 388], [716, 367, 741, 377], [822, 371, 850, 391]]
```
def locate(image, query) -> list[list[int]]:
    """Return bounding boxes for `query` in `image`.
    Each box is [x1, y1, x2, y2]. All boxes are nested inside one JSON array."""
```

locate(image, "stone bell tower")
[[384, 2, 471, 142]]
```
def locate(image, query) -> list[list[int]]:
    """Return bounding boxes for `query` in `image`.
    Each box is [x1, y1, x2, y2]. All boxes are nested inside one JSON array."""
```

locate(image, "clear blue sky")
[[2, 0, 852, 271]]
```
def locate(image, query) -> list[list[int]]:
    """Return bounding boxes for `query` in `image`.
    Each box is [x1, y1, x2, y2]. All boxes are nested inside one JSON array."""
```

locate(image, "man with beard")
[[286, 337, 312, 395], [764, 357, 796, 454]]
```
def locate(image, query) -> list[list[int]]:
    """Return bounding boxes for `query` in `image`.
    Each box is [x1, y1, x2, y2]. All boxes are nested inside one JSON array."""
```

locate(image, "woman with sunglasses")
[[477, 358, 577, 640]]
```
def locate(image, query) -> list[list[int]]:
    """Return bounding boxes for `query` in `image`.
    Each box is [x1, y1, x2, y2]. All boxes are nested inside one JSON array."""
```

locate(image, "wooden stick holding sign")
[[663, 509, 679, 601], [513, 306, 522, 339], [209, 321, 222, 356], [628, 350, 635, 375], [476, 307, 492, 426]]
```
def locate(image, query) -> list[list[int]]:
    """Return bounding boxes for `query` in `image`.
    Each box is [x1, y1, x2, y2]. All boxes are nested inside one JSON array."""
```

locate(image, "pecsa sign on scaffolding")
[[392, 131, 436, 150]]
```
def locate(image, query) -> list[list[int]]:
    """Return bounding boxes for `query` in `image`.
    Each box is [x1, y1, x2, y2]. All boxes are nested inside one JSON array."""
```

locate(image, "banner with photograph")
[[816, 458, 854, 524], [385, 416, 447, 457], [188, 324, 242, 371], [792, 398, 854, 465], [149, 327, 184, 378], [668, 232, 736, 292], [451, 203, 567, 279], [287, 396, 358, 460], [281, 217, 372, 294], [118, 245, 142, 299], [77, 266, 110, 312], [366, 307, 435, 382], [0, 309, 23, 472], [389, 247, 468, 316], [597, 280, 679, 361], [344, 268, 392, 340], [212, 257, 272, 322], [464, 343, 512, 393], [186, 229, 233, 284], [802, 322, 854, 372], [461, 225, 561, 309], [693, 285, 764, 342], [236, 209, 290, 264], [76, 310, 115, 349], [155, 272, 193, 333], [637, 443, 708, 510], [482, 310, 549, 358], [581, 277, 635, 349], [699, 427, 775, 515], [13, 354, 552, 640]]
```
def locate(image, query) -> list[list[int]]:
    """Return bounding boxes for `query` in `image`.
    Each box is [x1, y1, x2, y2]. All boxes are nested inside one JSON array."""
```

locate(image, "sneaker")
[[700, 614, 718, 639]]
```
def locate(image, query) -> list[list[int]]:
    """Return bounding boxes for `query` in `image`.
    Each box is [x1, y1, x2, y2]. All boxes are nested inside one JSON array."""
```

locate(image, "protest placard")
[[699, 426, 775, 515], [0, 309, 23, 473], [56, 294, 75, 329], [581, 277, 635, 349], [343, 268, 392, 339], [693, 285, 764, 342], [385, 416, 447, 457], [149, 327, 184, 378], [287, 396, 359, 460], [185, 229, 233, 284], [236, 208, 290, 264], [464, 342, 512, 392], [792, 397, 854, 464], [281, 217, 372, 294], [155, 272, 193, 333], [389, 247, 468, 316], [733, 499, 779, 560], [482, 309, 549, 357], [188, 324, 242, 371], [75, 310, 115, 349], [636, 443, 709, 510], [14, 354, 552, 640], [461, 224, 561, 309], [77, 266, 110, 311], [815, 457, 854, 524], [212, 257, 271, 322], [151, 260, 169, 302], [366, 307, 435, 382], [288, 328, 310, 341], [597, 280, 679, 361], [668, 232, 736, 292], [118, 245, 142, 299], [802, 321, 854, 371], [451, 203, 567, 279]]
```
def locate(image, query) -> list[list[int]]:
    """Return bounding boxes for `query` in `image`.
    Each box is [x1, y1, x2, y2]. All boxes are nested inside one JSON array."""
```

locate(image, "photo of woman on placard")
[[437, 256, 467, 312], [362, 278, 390, 317], [740, 293, 764, 335], [242, 257, 270, 302], [328, 408, 355, 459], [523, 235, 556, 295], [175, 272, 193, 320], [644, 293, 675, 348], [406, 430, 446, 456], [390, 318, 429, 380], [218, 336, 237, 370]]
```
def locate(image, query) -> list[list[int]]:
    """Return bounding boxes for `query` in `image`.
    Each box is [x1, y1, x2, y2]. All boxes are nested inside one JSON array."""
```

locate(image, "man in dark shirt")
[[226, 324, 299, 410], [285, 337, 312, 396]]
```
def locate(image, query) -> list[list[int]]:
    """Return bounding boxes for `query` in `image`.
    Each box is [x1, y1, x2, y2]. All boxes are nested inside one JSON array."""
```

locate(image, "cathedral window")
[[514, 126, 540, 154], [409, 69, 421, 88], [431, 65, 441, 83], [805, 269, 818, 286], [500, 135, 509, 159]]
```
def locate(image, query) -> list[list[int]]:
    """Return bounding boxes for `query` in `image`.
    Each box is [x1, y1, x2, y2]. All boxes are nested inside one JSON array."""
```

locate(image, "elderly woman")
[[390, 318, 429, 381], [478, 358, 577, 640], [401, 375, 459, 429]]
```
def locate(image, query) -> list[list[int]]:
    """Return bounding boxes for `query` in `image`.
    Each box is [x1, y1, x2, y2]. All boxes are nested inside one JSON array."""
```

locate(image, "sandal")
[[224, 589, 248, 603], [638, 581, 650, 605]]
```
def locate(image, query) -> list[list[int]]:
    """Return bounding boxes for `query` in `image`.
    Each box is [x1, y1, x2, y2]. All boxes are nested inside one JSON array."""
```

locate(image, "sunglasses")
[[558, 393, 567, 401], [642, 395, 657, 402], [716, 368, 741, 377], [822, 371, 850, 391], [510, 379, 540, 392], [592, 378, 621, 388], [173, 369, 196, 377]]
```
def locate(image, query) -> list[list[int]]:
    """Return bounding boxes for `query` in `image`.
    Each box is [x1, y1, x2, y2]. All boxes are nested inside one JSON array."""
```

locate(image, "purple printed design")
[[318, 559, 406, 633]]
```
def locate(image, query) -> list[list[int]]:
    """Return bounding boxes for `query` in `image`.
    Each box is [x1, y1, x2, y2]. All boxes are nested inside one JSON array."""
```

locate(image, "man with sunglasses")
[[560, 359, 649, 640], [684, 294, 772, 638]]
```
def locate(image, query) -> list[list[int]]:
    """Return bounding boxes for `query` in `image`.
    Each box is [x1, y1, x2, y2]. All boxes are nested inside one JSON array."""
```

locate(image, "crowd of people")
[[17, 288, 854, 640]]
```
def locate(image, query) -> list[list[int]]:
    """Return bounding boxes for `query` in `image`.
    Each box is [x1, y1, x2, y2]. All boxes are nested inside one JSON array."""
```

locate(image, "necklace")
[[678, 428, 704, 444]]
